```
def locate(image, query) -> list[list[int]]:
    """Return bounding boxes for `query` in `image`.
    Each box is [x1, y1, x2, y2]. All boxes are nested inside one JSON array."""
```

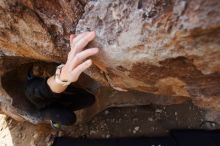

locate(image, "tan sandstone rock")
[[0, 0, 219, 123]]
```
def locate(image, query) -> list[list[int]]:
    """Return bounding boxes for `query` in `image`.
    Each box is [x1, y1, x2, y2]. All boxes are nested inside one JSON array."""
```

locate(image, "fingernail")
[[94, 48, 99, 53], [90, 31, 96, 36], [87, 59, 92, 65]]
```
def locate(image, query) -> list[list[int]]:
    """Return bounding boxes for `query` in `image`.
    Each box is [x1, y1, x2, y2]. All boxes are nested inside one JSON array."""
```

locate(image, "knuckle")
[[86, 49, 93, 55], [75, 54, 81, 60], [62, 66, 68, 73], [74, 54, 79, 60], [71, 70, 76, 76], [67, 67, 72, 72], [70, 42, 75, 48], [73, 43, 78, 49], [78, 69, 82, 74], [67, 52, 74, 60]]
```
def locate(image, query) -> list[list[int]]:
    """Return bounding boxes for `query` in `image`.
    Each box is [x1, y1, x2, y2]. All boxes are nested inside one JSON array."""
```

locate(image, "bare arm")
[[47, 31, 99, 93]]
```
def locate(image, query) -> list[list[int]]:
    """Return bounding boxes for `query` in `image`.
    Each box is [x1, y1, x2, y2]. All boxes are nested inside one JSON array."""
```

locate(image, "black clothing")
[[24, 76, 95, 126], [53, 130, 220, 146], [25, 76, 95, 110]]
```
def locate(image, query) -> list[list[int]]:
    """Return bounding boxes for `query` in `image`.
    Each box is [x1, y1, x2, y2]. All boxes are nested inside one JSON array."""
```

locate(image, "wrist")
[[46, 64, 70, 94], [60, 64, 68, 81], [47, 76, 68, 93], [55, 64, 71, 86]]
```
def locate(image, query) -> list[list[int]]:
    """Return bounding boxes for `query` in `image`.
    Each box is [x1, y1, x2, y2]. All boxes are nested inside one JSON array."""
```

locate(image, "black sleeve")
[[25, 77, 61, 109]]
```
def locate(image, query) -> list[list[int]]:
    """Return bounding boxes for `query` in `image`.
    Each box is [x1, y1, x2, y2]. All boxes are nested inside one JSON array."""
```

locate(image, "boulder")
[[0, 0, 219, 123], [76, 0, 220, 111]]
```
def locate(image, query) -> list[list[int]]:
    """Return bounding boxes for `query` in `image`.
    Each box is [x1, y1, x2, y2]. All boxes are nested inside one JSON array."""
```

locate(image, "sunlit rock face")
[[0, 0, 219, 124], [76, 0, 220, 110]]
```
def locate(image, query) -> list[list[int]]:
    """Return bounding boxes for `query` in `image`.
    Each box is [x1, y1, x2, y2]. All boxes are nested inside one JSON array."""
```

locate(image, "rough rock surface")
[[76, 0, 220, 110], [0, 0, 86, 123], [0, 0, 219, 124], [2, 102, 220, 145], [0, 0, 86, 62], [0, 0, 55, 61]]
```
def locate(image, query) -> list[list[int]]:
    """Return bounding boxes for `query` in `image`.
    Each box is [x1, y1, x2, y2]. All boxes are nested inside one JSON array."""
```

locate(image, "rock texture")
[[0, 0, 86, 62], [0, 0, 86, 123], [76, 0, 220, 110], [0, 0, 219, 123], [0, 1, 54, 61]]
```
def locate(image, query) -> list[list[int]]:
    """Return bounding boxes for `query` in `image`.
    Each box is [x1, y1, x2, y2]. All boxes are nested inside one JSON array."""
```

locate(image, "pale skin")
[[47, 31, 99, 93]]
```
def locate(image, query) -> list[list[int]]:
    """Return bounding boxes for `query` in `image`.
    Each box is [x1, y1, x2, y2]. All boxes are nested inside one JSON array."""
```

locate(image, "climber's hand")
[[60, 31, 99, 83], [47, 31, 99, 93]]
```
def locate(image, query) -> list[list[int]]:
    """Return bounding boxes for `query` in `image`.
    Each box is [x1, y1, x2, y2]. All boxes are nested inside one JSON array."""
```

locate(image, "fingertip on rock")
[[87, 59, 92, 65], [93, 48, 99, 53], [90, 31, 96, 37]]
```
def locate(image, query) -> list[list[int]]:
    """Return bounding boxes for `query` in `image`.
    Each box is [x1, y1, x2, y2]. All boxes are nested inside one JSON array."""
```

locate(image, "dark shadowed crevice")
[[0, 60, 101, 124], [1, 62, 57, 123]]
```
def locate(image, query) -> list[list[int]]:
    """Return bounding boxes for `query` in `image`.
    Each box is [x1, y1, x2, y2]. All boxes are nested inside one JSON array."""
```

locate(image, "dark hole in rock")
[[1, 62, 57, 123], [1, 61, 100, 124], [1, 64, 39, 123], [2, 63, 36, 112]]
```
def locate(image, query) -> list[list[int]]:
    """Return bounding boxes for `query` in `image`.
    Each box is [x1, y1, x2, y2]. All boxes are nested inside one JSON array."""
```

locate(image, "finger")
[[70, 32, 90, 51], [69, 34, 76, 43], [71, 32, 90, 45], [72, 59, 92, 80], [68, 34, 77, 55], [69, 48, 99, 69], [68, 32, 93, 59], [72, 31, 96, 54]]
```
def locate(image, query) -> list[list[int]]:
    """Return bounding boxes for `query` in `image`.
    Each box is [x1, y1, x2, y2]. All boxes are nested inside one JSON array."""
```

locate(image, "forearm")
[[47, 76, 68, 93]]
